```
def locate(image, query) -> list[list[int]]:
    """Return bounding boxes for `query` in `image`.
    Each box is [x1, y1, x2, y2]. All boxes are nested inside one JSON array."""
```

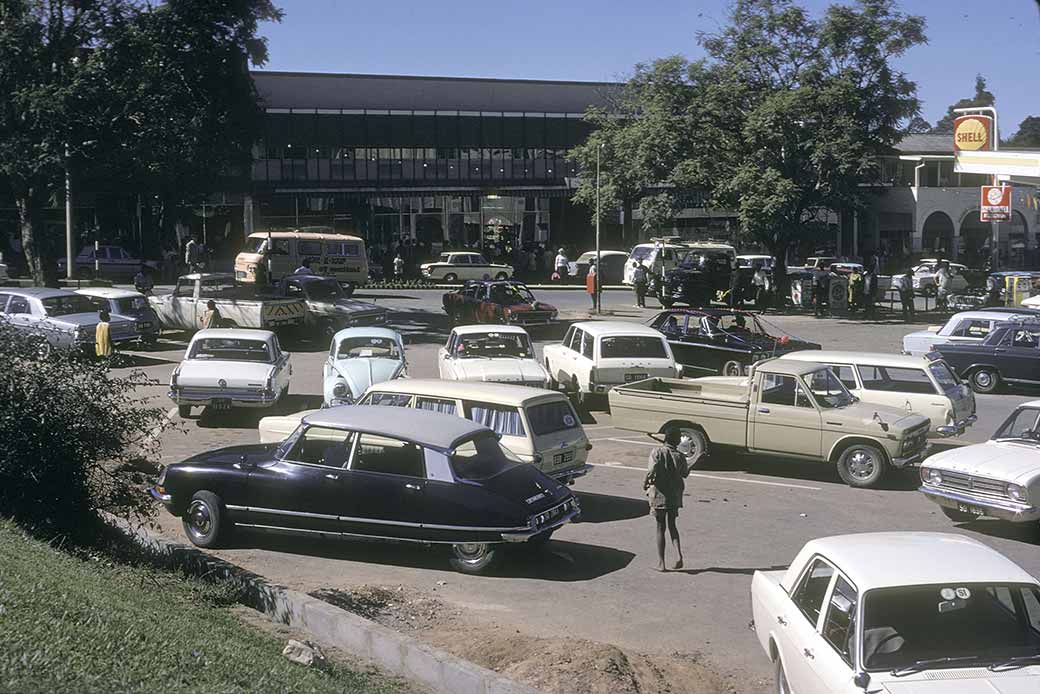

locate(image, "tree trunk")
[[15, 190, 54, 287]]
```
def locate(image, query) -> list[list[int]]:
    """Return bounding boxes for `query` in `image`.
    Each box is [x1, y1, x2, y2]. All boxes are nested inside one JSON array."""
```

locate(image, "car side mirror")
[[675, 364, 685, 378]]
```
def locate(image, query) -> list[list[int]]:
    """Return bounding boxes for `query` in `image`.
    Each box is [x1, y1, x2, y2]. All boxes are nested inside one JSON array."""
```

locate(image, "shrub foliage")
[[0, 324, 172, 534]]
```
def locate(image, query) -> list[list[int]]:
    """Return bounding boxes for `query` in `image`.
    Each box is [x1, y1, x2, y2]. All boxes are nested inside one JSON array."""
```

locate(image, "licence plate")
[[553, 451, 575, 465], [958, 503, 985, 516], [235, 271, 246, 279], [211, 399, 232, 411], [625, 373, 649, 382]]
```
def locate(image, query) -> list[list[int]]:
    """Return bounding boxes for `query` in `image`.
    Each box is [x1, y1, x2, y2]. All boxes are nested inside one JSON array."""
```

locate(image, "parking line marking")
[[588, 463, 822, 490]]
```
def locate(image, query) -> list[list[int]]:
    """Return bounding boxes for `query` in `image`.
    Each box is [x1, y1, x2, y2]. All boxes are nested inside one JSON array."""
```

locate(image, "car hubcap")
[[186, 501, 213, 540], [453, 543, 489, 564], [846, 449, 875, 480], [723, 362, 741, 376], [678, 429, 703, 460], [976, 372, 992, 388]]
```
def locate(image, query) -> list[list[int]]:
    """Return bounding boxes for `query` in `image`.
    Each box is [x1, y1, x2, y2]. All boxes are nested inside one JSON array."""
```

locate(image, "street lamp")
[[595, 143, 603, 314]]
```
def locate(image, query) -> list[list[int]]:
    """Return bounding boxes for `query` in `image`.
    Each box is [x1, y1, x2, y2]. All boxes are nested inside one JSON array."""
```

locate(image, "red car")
[[443, 280, 558, 325]]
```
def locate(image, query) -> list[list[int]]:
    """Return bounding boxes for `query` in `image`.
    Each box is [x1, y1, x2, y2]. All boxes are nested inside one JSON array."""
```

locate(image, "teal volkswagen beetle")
[[322, 327, 407, 406]]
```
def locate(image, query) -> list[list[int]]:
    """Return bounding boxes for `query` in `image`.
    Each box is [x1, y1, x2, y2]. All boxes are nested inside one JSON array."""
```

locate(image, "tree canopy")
[[570, 0, 926, 281], [1007, 116, 1040, 148], [930, 74, 995, 134]]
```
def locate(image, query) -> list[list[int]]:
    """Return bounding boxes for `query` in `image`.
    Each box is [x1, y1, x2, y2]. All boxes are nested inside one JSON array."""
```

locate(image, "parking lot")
[[119, 287, 1040, 691]]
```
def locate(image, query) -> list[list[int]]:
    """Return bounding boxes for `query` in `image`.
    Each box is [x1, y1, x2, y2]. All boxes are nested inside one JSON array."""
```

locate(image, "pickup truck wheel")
[[449, 543, 499, 574], [443, 273, 458, 283], [182, 491, 231, 548], [969, 367, 1000, 394], [721, 360, 743, 377], [177, 405, 192, 418], [941, 506, 980, 523], [775, 657, 791, 694], [669, 426, 708, 467], [836, 443, 888, 488]]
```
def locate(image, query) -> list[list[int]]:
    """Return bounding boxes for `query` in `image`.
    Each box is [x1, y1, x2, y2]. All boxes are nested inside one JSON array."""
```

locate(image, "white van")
[[623, 241, 685, 285], [235, 228, 368, 288]]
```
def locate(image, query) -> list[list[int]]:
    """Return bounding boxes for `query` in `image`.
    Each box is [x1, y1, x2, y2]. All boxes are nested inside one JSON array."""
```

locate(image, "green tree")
[[930, 74, 995, 134], [1006, 116, 1040, 148], [906, 115, 932, 134], [572, 0, 925, 296], [0, 1, 281, 286]]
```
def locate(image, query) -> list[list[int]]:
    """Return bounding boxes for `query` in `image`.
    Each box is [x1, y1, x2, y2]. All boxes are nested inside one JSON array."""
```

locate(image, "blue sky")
[[258, 0, 1040, 135]]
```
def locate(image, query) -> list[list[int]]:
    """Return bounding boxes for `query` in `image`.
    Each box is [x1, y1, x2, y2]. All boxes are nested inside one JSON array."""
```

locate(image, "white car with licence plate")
[[438, 324, 548, 388], [542, 321, 678, 408], [170, 329, 291, 417], [780, 351, 976, 439], [752, 532, 1040, 693], [920, 400, 1040, 524]]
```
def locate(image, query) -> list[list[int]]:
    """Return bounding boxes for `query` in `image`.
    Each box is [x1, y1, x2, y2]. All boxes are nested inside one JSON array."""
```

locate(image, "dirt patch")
[[311, 585, 731, 694]]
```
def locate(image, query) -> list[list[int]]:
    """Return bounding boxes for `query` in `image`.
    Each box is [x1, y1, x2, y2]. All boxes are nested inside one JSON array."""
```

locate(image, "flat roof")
[[303, 405, 487, 450], [366, 378, 563, 405], [786, 533, 1036, 591], [253, 71, 618, 114]]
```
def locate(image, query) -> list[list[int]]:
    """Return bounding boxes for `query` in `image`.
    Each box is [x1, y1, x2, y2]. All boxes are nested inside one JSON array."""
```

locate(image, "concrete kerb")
[[114, 519, 541, 694]]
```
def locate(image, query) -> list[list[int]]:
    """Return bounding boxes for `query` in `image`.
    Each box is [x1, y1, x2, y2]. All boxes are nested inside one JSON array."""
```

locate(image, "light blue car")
[[322, 327, 407, 406]]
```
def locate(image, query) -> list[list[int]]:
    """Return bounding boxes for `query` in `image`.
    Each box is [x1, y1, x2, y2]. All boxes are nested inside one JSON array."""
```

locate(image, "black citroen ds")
[[151, 406, 580, 574]]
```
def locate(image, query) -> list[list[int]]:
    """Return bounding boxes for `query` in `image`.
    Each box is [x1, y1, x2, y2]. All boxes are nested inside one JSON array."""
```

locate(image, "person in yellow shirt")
[[95, 309, 114, 359]]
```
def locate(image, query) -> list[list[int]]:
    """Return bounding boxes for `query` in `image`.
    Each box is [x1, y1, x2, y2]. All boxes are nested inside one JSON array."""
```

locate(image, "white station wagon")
[[920, 400, 1040, 524], [438, 324, 548, 388], [752, 532, 1040, 693], [542, 321, 678, 408], [781, 351, 976, 439], [170, 329, 292, 417]]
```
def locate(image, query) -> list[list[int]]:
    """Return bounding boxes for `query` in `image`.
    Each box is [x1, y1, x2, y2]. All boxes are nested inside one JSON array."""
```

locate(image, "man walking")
[[862, 268, 877, 319], [586, 261, 598, 310], [631, 261, 648, 308], [751, 263, 770, 311], [184, 235, 202, 273], [553, 248, 569, 284], [644, 428, 690, 571], [935, 261, 951, 311], [893, 269, 915, 320]]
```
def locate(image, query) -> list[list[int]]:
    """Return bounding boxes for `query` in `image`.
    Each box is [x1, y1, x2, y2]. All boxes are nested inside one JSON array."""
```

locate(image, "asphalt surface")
[[116, 287, 1040, 692]]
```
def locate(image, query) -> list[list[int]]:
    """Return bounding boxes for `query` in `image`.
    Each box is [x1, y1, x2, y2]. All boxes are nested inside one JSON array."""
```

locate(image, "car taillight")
[[171, 369, 179, 387], [589, 367, 596, 384]]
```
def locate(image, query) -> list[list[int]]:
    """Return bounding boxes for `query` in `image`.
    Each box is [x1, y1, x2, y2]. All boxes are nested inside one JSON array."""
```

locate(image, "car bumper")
[[548, 464, 593, 484], [934, 415, 978, 438], [148, 486, 174, 510], [168, 389, 279, 408], [919, 485, 1040, 522], [500, 506, 582, 543], [892, 447, 928, 468]]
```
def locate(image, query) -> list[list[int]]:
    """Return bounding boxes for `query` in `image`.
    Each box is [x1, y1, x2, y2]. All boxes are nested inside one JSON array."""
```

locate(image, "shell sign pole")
[[953, 115, 993, 152]]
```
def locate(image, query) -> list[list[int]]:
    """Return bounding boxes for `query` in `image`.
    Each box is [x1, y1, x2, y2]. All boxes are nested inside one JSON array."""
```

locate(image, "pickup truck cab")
[[751, 532, 1040, 693], [150, 273, 306, 332], [543, 321, 678, 409], [608, 358, 930, 488]]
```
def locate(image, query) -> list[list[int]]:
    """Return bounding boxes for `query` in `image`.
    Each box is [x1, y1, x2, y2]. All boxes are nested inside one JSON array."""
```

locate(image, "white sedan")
[[752, 532, 1040, 692], [438, 325, 548, 388], [920, 400, 1040, 524], [902, 308, 1040, 356], [170, 329, 291, 417]]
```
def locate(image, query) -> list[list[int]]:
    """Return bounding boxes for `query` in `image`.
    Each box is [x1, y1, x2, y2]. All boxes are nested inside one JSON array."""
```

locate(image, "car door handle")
[[803, 648, 814, 660], [758, 407, 770, 414], [324, 473, 339, 480], [404, 483, 421, 491], [777, 616, 787, 626]]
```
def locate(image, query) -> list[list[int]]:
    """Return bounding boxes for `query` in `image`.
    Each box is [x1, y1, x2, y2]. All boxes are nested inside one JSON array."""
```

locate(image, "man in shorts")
[[644, 428, 691, 571]]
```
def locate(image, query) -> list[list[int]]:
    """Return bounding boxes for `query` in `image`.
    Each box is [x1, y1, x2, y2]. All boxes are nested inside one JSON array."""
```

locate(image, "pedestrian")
[[862, 268, 877, 319], [393, 253, 404, 280], [95, 309, 114, 359], [184, 235, 202, 273], [643, 427, 690, 571], [751, 263, 769, 311], [200, 300, 221, 330], [294, 258, 312, 275], [133, 264, 154, 295], [553, 248, 569, 284], [254, 259, 269, 287], [586, 261, 598, 310], [935, 261, 951, 311], [894, 270, 915, 320], [812, 268, 829, 318], [847, 267, 863, 312], [631, 261, 648, 308], [985, 273, 1002, 307], [728, 263, 743, 308]]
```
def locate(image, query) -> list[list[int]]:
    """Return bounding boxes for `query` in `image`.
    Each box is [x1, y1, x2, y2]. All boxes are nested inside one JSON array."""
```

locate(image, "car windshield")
[[992, 407, 1040, 442], [679, 250, 730, 269], [189, 338, 272, 362], [629, 246, 653, 261], [246, 237, 268, 253], [527, 400, 580, 436], [862, 583, 1040, 673], [805, 368, 854, 409], [600, 335, 667, 359], [302, 279, 342, 302], [455, 332, 532, 359], [337, 336, 401, 359], [113, 296, 148, 313], [41, 295, 96, 316], [928, 361, 962, 394], [711, 313, 768, 336], [489, 284, 535, 304], [450, 433, 520, 481]]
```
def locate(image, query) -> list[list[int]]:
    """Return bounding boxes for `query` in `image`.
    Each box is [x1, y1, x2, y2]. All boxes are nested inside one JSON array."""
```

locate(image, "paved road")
[[118, 288, 1040, 691]]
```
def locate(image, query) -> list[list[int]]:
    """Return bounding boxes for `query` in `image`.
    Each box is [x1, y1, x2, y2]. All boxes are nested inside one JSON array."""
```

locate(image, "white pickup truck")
[[150, 273, 306, 332], [751, 532, 1040, 692], [607, 358, 930, 488]]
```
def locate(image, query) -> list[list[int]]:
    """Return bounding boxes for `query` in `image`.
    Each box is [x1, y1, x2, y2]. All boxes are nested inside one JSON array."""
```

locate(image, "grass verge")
[[0, 518, 402, 694]]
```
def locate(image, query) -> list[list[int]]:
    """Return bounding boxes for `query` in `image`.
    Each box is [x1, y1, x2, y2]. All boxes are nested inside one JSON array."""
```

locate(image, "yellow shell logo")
[[954, 116, 990, 151]]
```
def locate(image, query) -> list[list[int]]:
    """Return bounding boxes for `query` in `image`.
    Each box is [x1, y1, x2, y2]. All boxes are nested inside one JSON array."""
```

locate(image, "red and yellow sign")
[[980, 185, 1012, 222], [954, 115, 993, 151]]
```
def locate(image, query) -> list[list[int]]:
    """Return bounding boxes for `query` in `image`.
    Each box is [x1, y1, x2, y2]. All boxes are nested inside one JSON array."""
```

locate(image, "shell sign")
[[953, 115, 992, 151]]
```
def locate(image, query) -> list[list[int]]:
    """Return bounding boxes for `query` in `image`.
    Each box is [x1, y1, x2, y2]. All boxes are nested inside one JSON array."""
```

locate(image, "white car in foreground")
[[438, 324, 548, 388], [920, 401, 1040, 524], [170, 329, 291, 417], [752, 532, 1040, 693]]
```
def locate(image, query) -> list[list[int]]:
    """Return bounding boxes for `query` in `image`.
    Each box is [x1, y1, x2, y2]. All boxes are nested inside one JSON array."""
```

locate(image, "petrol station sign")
[[980, 185, 1012, 222], [953, 115, 993, 151]]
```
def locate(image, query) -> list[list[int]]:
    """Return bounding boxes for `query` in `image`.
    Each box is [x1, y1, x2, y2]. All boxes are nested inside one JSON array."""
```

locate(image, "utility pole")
[[595, 144, 603, 315], [65, 144, 74, 281]]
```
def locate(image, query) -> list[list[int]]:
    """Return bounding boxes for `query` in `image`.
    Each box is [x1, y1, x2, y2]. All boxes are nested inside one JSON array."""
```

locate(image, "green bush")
[[0, 324, 173, 536]]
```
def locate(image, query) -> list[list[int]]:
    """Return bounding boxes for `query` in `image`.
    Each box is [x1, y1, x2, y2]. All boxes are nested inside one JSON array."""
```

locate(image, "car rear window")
[[362, 392, 412, 407], [189, 338, 271, 362], [600, 335, 668, 359], [928, 362, 962, 393], [450, 434, 520, 481], [527, 400, 580, 436], [42, 295, 96, 316], [858, 365, 937, 395]]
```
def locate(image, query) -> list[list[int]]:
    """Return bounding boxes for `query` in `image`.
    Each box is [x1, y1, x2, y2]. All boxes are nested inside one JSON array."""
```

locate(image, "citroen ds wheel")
[[182, 491, 230, 548], [666, 424, 708, 468], [443, 273, 458, 283], [721, 360, 743, 377], [836, 443, 888, 488], [449, 543, 499, 574], [969, 367, 1000, 394]]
